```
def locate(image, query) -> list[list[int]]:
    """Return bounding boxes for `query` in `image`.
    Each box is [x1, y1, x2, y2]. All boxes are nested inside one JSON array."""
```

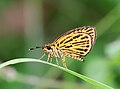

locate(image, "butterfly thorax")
[[42, 43, 63, 58]]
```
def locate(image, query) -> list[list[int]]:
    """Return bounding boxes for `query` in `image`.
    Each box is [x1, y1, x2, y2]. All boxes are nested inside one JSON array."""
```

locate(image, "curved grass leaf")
[[0, 58, 113, 89]]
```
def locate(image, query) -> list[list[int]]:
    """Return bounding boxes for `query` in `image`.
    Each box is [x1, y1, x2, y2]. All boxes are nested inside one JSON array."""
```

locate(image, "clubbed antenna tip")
[[29, 48, 34, 50]]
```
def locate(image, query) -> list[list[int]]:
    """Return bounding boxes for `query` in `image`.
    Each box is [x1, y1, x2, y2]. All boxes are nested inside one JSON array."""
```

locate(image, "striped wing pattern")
[[53, 26, 96, 58]]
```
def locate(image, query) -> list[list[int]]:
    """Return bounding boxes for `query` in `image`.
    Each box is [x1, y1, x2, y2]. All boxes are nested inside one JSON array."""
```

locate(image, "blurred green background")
[[0, 0, 120, 89]]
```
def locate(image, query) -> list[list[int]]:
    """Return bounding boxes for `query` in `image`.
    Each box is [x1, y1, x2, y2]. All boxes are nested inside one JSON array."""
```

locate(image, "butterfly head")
[[42, 45, 53, 53], [29, 44, 53, 54]]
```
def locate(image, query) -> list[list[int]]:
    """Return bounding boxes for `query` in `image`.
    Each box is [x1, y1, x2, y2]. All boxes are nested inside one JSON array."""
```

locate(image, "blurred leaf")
[[0, 58, 113, 89], [96, 3, 120, 37], [83, 58, 109, 82], [105, 39, 120, 58]]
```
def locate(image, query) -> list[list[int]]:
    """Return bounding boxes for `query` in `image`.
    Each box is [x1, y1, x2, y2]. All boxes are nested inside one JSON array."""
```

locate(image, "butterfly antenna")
[[29, 46, 42, 51]]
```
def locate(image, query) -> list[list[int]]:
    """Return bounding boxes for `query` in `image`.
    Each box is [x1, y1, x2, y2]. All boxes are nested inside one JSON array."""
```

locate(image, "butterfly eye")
[[46, 46, 52, 50]]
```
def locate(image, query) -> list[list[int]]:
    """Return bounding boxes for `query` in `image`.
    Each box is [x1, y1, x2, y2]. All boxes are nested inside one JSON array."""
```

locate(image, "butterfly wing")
[[53, 26, 96, 57], [54, 26, 96, 45], [78, 26, 96, 46], [57, 33, 91, 56]]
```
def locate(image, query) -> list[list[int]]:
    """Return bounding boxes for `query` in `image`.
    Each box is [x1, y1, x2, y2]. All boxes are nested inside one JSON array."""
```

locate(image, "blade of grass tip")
[[0, 58, 113, 89]]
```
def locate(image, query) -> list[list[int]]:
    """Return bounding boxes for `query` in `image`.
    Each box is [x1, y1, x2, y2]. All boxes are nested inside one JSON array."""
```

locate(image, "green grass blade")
[[0, 58, 113, 89]]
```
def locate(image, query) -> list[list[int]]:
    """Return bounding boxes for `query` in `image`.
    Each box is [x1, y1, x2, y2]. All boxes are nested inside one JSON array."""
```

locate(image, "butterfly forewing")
[[78, 26, 96, 45], [53, 26, 96, 58], [60, 33, 91, 56]]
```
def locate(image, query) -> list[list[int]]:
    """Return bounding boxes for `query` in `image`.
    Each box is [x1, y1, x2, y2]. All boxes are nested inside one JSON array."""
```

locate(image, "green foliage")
[[0, 58, 113, 89]]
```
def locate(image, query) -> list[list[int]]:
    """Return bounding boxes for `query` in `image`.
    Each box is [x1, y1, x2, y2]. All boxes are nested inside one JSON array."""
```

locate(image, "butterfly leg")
[[47, 54, 51, 62], [56, 58, 59, 65], [61, 56, 67, 68], [50, 57, 52, 63], [39, 53, 45, 60]]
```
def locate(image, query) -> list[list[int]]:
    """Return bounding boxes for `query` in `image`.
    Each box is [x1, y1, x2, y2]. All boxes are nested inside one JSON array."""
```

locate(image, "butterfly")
[[29, 26, 96, 68]]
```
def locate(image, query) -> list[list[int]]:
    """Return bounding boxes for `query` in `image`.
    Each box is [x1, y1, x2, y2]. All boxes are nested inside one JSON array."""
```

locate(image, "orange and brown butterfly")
[[29, 26, 96, 68]]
